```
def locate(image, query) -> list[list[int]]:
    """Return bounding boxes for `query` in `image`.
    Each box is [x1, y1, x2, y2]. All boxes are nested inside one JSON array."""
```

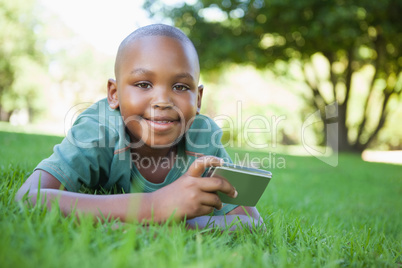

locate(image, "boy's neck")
[[131, 144, 178, 184], [132, 144, 173, 159]]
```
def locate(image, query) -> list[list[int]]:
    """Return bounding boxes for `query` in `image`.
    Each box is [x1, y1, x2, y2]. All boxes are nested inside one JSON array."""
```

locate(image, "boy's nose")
[[151, 86, 173, 109], [152, 102, 173, 109]]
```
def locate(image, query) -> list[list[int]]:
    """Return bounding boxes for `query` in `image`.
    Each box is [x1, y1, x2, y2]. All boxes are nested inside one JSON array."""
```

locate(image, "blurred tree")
[[0, 0, 44, 122], [144, 0, 402, 152]]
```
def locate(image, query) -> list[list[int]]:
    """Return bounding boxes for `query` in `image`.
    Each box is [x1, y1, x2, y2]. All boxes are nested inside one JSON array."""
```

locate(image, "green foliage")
[[0, 0, 114, 124], [0, 0, 45, 121], [1, 128, 402, 267], [43, 21, 114, 105], [144, 0, 402, 152]]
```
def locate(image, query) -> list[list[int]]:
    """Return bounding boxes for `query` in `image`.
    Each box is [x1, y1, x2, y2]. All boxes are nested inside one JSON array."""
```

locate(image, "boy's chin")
[[145, 137, 183, 149], [128, 133, 183, 150]]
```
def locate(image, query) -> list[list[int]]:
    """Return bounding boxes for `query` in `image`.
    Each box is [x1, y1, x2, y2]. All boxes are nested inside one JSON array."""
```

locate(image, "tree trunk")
[[338, 103, 355, 152], [0, 107, 11, 122]]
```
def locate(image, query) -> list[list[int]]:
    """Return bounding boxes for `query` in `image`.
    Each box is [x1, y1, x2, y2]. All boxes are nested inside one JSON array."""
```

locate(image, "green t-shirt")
[[35, 98, 237, 215]]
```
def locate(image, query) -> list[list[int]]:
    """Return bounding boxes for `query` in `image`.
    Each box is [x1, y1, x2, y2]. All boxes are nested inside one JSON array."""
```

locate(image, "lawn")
[[0, 129, 401, 267]]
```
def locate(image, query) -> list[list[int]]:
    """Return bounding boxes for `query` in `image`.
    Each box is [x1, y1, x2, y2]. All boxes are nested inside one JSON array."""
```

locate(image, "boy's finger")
[[198, 192, 223, 210], [186, 156, 224, 177], [201, 193, 223, 210], [200, 176, 238, 199]]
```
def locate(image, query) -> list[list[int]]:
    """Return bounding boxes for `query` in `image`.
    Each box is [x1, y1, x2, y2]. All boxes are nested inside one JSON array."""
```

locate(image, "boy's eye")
[[173, 84, 190, 91], [135, 82, 152, 89]]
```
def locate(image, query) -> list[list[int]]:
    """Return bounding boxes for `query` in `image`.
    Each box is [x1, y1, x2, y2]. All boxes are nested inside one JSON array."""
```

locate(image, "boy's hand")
[[149, 156, 238, 221]]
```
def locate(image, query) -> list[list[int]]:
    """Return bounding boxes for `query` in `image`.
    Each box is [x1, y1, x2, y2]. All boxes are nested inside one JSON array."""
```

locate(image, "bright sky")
[[39, 0, 183, 56]]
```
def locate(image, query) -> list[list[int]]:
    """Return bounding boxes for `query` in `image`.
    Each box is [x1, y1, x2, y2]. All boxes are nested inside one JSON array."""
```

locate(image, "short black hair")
[[115, 24, 198, 77]]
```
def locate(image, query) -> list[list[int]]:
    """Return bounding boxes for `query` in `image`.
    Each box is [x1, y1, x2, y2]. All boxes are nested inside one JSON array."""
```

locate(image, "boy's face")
[[108, 36, 203, 149]]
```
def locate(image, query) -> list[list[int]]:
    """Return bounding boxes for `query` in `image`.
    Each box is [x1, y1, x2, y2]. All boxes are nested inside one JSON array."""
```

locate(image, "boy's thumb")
[[186, 156, 224, 177]]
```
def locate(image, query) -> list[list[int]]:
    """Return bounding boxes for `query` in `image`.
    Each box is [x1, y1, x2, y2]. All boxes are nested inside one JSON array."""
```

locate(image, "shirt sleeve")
[[35, 115, 116, 192]]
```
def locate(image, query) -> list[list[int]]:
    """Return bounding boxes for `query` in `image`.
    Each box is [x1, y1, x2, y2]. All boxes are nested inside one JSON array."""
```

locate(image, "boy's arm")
[[16, 156, 238, 224], [15, 170, 154, 222]]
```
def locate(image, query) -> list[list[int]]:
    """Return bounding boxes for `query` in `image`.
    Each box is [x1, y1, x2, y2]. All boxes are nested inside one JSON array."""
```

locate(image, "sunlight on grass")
[[362, 150, 402, 165]]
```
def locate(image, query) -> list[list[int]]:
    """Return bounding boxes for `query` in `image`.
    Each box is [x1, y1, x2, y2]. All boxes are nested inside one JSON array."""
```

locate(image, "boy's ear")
[[107, 79, 119, 109], [197, 84, 204, 115]]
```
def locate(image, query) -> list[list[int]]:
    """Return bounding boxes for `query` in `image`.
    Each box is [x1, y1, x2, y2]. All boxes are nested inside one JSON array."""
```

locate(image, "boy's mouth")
[[143, 115, 179, 123], [143, 117, 179, 133], [148, 120, 173, 124], [151, 120, 173, 124], [143, 116, 180, 127]]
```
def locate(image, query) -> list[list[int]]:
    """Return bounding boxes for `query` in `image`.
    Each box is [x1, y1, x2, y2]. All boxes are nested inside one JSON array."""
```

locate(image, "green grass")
[[1, 128, 402, 267]]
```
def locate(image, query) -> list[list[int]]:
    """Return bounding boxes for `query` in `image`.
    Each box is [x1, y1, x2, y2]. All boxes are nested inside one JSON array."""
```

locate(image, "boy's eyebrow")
[[174, 72, 195, 81], [130, 68, 195, 81], [131, 68, 153, 75]]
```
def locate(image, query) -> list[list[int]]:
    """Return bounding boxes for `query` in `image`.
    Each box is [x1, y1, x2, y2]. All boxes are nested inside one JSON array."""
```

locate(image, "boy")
[[16, 24, 262, 230]]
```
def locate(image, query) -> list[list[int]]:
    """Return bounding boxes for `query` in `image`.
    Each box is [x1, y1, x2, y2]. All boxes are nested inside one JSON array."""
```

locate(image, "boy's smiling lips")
[[143, 115, 179, 123], [142, 115, 181, 132]]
